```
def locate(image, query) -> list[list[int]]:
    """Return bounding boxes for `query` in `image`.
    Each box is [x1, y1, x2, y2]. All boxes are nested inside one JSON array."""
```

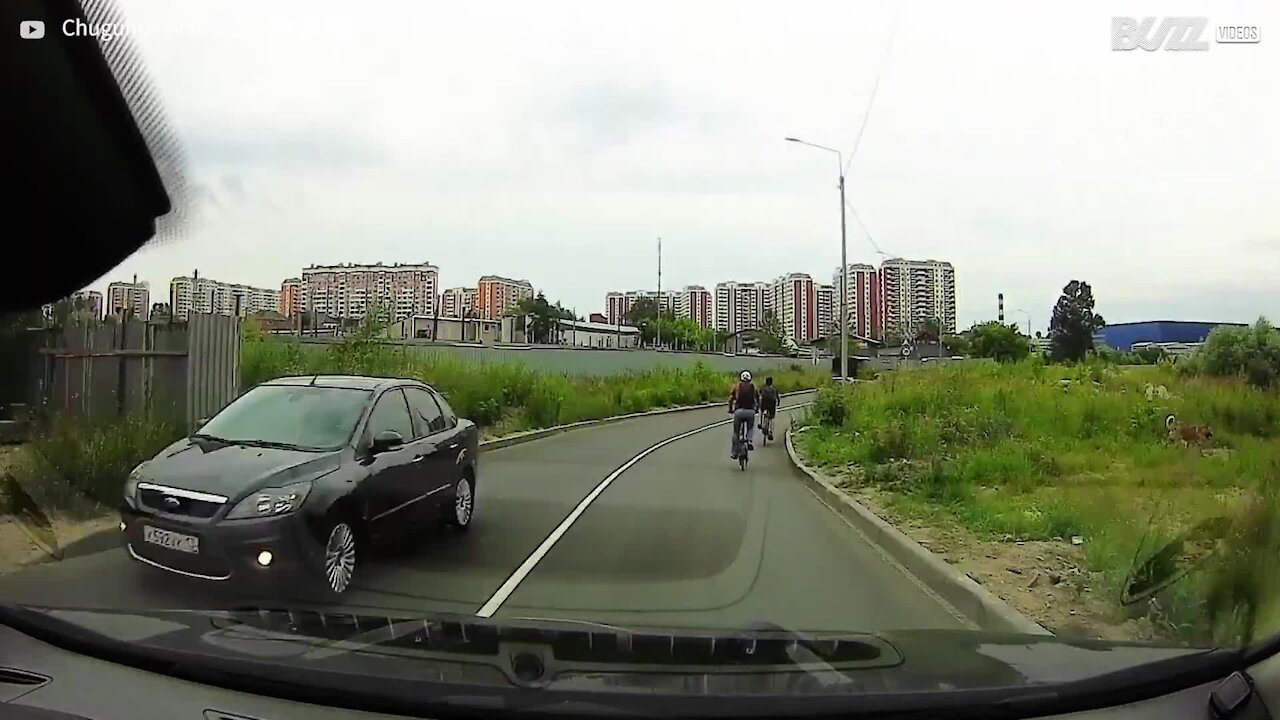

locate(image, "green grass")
[[796, 359, 1280, 645], [243, 329, 827, 434]]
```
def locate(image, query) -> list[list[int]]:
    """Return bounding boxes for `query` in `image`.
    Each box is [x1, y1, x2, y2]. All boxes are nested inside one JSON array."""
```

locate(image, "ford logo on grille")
[[163, 496, 181, 510]]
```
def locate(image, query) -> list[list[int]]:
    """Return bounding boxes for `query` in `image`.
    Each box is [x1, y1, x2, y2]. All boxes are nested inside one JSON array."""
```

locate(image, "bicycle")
[[760, 410, 775, 447], [736, 417, 751, 470]]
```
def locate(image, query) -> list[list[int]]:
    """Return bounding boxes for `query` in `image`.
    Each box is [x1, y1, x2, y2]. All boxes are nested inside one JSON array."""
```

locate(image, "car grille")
[[138, 483, 226, 518]]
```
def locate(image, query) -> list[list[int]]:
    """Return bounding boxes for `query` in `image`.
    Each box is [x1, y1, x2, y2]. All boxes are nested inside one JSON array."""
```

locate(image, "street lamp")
[[786, 137, 849, 382], [1015, 308, 1032, 337]]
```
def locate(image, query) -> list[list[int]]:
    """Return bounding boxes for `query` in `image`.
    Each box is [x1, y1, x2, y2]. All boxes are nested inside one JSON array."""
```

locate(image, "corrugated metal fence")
[[31, 314, 241, 429]]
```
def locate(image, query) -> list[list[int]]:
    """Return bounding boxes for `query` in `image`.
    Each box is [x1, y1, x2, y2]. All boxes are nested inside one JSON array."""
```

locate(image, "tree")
[[915, 317, 941, 343], [512, 293, 574, 344], [942, 333, 970, 357], [757, 311, 786, 355], [884, 331, 905, 348], [1049, 280, 1106, 362], [968, 321, 1031, 363]]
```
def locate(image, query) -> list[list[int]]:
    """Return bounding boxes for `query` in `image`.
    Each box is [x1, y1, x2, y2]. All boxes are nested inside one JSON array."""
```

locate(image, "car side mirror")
[[370, 430, 404, 454], [196, 417, 210, 427]]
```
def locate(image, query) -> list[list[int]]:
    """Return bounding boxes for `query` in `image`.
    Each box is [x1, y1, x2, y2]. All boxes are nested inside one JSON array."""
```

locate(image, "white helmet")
[[740, 371, 752, 382]]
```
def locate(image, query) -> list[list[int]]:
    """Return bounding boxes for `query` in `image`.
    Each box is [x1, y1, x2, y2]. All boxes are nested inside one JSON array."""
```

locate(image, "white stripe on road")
[[474, 400, 812, 618]]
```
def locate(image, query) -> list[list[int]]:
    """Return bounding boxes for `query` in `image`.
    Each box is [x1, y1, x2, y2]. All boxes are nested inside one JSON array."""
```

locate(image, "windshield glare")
[[197, 385, 370, 449]]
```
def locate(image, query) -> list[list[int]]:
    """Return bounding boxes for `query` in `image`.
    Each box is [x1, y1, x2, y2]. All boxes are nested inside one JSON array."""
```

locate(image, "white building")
[[440, 287, 477, 318], [816, 284, 834, 338], [713, 281, 769, 335], [302, 262, 439, 322], [677, 285, 713, 328], [555, 319, 641, 349], [170, 274, 281, 320], [834, 263, 885, 340], [604, 290, 678, 325], [880, 258, 956, 337], [106, 278, 150, 320], [767, 273, 819, 343]]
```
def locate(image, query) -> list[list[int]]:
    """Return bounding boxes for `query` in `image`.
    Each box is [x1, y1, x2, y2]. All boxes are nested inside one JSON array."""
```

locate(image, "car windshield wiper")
[[191, 435, 321, 451]]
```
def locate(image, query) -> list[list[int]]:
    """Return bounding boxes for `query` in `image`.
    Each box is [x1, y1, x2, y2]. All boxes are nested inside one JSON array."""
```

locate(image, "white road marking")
[[474, 400, 812, 618]]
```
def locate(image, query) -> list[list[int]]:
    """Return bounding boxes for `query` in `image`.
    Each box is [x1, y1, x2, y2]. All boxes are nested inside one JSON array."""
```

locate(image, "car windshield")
[[2, 0, 1278, 716], [195, 384, 370, 450]]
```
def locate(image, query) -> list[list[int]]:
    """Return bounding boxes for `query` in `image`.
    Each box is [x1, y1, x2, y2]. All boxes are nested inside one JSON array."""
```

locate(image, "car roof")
[[264, 375, 433, 392]]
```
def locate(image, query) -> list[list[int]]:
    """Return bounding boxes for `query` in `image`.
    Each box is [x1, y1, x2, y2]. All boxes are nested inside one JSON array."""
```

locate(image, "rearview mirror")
[[370, 430, 404, 454]]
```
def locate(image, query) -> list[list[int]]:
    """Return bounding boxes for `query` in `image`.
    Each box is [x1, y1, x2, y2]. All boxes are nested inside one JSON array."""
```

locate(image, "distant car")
[[121, 375, 479, 595], [950, 355, 964, 360]]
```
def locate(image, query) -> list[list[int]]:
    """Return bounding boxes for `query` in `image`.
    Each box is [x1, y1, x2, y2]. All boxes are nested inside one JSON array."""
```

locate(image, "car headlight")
[[226, 481, 313, 520]]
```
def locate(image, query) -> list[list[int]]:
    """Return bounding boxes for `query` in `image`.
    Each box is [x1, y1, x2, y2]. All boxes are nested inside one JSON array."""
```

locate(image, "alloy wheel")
[[324, 522, 356, 593], [455, 478, 473, 526]]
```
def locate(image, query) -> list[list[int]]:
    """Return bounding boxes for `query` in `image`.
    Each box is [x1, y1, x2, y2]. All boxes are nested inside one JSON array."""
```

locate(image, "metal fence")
[[29, 314, 241, 429]]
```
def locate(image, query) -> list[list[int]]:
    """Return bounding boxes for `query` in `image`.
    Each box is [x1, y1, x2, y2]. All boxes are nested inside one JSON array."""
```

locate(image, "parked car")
[[120, 375, 479, 595]]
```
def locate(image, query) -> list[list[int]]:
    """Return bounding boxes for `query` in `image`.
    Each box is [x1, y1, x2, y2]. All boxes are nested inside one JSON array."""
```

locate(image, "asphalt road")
[[0, 394, 968, 633]]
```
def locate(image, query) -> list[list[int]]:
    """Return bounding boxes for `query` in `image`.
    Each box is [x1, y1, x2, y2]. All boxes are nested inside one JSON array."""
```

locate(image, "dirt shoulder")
[[825, 474, 1164, 642], [1, 444, 117, 576]]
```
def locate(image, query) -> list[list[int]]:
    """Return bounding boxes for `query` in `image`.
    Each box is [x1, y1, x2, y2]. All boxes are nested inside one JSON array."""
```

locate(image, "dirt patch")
[[830, 477, 1164, 642], [0, 514, 119, 576]]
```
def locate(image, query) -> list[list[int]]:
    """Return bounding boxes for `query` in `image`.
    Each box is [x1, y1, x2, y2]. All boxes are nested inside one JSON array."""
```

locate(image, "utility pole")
[[656, 237, 662, 350], [838, 173, 849, 382]]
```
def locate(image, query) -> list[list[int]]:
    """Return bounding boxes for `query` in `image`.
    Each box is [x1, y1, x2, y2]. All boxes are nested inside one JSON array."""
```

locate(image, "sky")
[[88, 0, 1278, 333]]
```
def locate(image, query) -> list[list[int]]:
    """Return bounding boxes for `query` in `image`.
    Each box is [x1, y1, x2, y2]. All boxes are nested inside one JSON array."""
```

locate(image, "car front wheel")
[[445, 475, 474, 532], [321, 520, 358, 594]]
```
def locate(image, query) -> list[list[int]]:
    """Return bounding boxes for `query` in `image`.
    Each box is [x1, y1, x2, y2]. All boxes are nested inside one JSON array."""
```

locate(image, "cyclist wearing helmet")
[[729, 370, 758, 459]]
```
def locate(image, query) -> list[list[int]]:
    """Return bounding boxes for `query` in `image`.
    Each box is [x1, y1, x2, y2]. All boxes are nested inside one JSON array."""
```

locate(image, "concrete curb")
[[480, 389, 814, 452], [784, 428, 1052, 636]]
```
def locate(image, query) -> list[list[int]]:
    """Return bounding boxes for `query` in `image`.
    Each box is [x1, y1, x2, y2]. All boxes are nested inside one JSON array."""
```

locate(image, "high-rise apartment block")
[[106, 278, 150, 320], [440, 286, 478, 318], [476, 276, 534, 320], [279, 278, 301, 317], [880, 258, 956, 337], [713, 281, 769, 335], [170, 274, 280, 320], [678, 285, 713, 328], [302, 262, 439, 321]]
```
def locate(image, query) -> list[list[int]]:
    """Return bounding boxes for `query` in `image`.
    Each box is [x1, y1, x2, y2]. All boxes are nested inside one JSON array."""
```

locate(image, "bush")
[[1182, 318, 1280, 389], [28, 415, 181, 511]]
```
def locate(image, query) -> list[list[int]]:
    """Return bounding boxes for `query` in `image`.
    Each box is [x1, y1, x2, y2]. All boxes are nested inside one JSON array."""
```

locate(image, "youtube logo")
[[20, 20, 46, 39]]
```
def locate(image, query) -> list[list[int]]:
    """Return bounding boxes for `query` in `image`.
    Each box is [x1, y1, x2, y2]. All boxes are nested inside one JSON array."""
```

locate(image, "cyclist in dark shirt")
[[729, 371, 757, 459], [758, 376, 779, 440]]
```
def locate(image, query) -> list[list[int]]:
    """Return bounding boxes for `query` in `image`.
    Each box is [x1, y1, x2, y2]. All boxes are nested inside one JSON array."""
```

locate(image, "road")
[[0, 394, 968, 633]]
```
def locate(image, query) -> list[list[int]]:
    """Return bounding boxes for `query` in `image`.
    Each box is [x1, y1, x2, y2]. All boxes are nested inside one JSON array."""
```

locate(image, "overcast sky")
[[89, 0, 1278, 332]]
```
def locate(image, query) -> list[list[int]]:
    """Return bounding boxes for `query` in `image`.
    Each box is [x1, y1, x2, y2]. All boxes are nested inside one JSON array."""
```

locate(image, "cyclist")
[[758, 376, 779, 441], [728, 371, 758, 460]]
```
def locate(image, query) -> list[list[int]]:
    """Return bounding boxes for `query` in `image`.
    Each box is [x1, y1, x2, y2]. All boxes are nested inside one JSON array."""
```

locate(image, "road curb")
[[479, 389, 815, 452], [783, 428, 1052, 636]]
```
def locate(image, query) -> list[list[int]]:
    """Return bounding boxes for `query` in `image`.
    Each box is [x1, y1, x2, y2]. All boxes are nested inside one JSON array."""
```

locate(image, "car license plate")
[[143, 526, 199, 554]]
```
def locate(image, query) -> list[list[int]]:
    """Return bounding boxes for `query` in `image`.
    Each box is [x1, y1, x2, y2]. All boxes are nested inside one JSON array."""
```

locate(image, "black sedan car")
[[121, 376, 479, 595]]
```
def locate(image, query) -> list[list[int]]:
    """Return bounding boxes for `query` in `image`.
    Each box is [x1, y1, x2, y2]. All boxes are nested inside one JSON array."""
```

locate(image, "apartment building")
[[279, 278, 301, 317], [678, 285, 713, 328], [302, 262, 439, 321], [604, 290, 678, 325], [106, 278, 150, 320], [476, 275, 534, 320], [880, 258, 957, 337], [816, 284, 834, 338], [713, 281, 769, 335], [767, 273, 818, 344], [834, 263, 885, 340], [170, 275, 281, 321], [440, 286, 478, 318]]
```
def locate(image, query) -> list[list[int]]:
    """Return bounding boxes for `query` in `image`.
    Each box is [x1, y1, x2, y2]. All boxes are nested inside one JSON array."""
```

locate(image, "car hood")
[[0, 605, 1228, 718], [137, 438, 344, 499]]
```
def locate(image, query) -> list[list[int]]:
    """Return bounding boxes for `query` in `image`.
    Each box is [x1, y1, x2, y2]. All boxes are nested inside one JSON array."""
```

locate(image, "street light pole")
[[786, 137, 848, 382], [1016, 308, 1032, 337]]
